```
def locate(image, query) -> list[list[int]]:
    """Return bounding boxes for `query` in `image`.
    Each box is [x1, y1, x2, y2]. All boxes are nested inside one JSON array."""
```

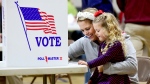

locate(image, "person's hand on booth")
[[78, 60, 88, 66]]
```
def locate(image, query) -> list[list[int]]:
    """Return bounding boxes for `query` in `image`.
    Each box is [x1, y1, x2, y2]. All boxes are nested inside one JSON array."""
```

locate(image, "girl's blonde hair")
[[93, 13, 126, 56], [77, 8, 97, 23]]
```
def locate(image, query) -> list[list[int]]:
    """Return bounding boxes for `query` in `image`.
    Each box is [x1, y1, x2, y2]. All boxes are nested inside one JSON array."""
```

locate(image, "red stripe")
[[40, 12, 47, 14], [40, 14, 53, 17], [50, 24, 55, 26], [51, 27, 55, 28], [44, 18, 54, 20], [41, 18, 54, 21], [27, 28, 51, 30], [40, 14, 54, 17], [40, 15, 54, 18], [25, 22, 46, 24], [40, 16, 54, 19], [47, 15, 53, 17], [48, 21, 55, 23], [26, 25, 50, 27], [52, 32, 57, 34], [41, 16, 54, 19]]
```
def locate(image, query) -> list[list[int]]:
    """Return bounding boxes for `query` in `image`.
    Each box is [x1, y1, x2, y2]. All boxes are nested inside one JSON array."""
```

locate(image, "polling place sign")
[[2, 0, 68, 67]]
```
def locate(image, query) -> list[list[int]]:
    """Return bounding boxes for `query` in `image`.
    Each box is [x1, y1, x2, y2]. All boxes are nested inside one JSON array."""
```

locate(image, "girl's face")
[[93, 23, 108, 42], [78, 20, 98, 41]]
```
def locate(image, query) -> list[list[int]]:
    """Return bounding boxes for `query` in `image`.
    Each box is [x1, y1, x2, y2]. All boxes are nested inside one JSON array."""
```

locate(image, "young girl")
[[78, 10, 130, 84]]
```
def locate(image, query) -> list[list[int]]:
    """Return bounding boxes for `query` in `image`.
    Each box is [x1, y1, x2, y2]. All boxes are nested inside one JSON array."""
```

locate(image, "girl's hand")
[[78, 60, 88, 66]]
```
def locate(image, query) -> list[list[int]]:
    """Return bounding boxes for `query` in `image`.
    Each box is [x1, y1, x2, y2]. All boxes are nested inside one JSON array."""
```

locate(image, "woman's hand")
[[78, 60, 88, 66], [98, 65, 103, 72]]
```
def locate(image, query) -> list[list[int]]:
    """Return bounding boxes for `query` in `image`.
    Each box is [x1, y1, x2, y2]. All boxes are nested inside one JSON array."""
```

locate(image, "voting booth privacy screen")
[[2, 0, 68, 67]]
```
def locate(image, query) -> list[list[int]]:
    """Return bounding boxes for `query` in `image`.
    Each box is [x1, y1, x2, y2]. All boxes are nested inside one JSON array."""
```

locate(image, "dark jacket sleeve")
[[117, 0, 126, 12], [82, 0, 88, 10]]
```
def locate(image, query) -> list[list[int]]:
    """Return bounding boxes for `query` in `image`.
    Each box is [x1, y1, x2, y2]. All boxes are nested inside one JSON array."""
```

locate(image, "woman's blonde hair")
[[93, 13, 126, 56], [77, 8, 97, 23]]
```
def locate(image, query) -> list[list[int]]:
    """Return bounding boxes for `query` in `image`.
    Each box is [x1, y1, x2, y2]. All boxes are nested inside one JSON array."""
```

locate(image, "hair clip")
[[94, 10, 104, 17]]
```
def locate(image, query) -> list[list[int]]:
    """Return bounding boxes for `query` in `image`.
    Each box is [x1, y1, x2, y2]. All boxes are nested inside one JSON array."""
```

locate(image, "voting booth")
[[1, 0, 68, 67]]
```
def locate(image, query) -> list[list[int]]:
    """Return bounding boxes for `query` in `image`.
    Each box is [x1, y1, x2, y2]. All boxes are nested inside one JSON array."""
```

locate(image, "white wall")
[[71, 0, 82, 8]]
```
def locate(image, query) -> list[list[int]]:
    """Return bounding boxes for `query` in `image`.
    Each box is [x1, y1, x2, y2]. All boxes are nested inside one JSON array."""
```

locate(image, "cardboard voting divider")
[[1, 0, 68, 67]]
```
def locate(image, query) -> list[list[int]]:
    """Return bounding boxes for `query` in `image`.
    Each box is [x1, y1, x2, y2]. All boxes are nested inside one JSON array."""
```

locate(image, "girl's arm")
[[88, 41, 122, 69], [103, 39, 138, 75]]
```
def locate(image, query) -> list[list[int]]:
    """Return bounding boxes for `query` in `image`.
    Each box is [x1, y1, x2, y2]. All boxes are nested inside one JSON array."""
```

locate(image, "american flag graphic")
[[20, 7, 57, 34]]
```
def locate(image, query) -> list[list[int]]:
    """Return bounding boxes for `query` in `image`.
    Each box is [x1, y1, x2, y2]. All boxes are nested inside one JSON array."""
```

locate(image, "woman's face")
[[77, 20, 98, 41], [93, 23, 108, 42]]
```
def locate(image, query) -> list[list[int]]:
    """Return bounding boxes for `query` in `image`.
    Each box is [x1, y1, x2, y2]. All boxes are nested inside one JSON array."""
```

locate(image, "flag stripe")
[[27, 28, 51, 30], [26, 25, 50, 27]]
